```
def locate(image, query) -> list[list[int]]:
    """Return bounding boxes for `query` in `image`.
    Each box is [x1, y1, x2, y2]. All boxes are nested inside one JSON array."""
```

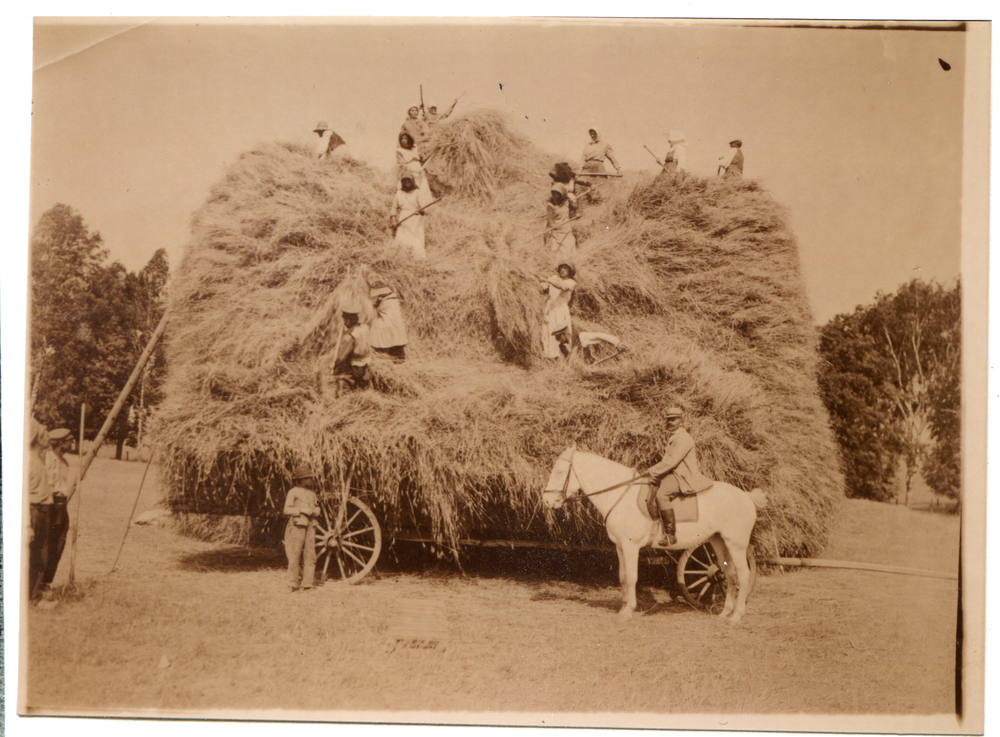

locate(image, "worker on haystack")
[[26, 418, 53, 601], [400, 106, 429, 147], [360, 265, 409, 360], [657, 130, 687, 179], [645, 407, 713, 548], [545, 183, 577, 264], [313, 121, 351, 161], [540, 263, 578, 360], [549, 162, 592, 210], [283, 464, 321, 593], [320, 299, 372, 398], [391, 175, 433, 259], [38, 427, 77, 602], [718, 138, 744, 178], [395, 132, 432, 199], [425, 100, 457, 126], [581, 129, 621, 176]]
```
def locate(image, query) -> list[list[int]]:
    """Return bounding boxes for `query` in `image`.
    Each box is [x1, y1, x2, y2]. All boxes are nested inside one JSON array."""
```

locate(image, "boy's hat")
[[49, 428, 72, 441], [314, 121, 330, 133], [666, 407, 684, 418], [292, 464, 316, 480]]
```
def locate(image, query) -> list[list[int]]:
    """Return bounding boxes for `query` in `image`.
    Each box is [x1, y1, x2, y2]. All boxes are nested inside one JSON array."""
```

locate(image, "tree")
[[922, 283, 961, 500], [30, 205, 171, 459], [818, 279, 961, 503]]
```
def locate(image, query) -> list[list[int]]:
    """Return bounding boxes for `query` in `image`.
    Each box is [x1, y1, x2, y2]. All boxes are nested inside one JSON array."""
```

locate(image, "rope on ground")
[[769, 557, 957, 581]]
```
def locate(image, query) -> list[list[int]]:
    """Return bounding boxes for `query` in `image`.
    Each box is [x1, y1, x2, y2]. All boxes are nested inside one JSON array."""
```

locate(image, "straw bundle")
[[154, 113, 842, 558]]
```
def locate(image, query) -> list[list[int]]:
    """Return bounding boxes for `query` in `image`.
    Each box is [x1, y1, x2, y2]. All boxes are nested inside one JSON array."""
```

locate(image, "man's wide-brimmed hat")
[[666, 407, 684, 418], [667, 130, 685, 142], [292, 464, 316, 480], [314, 121, 330, 133], [729, 138, 742, 145], [49, 428, 72, 441]]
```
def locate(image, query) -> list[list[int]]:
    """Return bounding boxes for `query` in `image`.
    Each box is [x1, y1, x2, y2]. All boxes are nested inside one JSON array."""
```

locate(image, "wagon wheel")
[[676, 538, 757, 614], [314, 496, 382, 584]]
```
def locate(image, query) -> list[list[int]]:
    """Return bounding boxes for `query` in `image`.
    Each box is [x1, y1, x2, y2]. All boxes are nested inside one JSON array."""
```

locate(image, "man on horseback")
[[646, 407, 713, 548]]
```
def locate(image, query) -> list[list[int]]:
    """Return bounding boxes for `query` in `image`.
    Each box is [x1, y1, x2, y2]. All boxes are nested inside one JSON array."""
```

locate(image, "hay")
[[154, 113, 842, 559]]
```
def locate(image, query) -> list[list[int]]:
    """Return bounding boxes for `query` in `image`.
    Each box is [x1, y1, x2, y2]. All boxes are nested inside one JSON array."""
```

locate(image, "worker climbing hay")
[[581, 128, 621, 176], [360, 264, 409, 361], [313, 121, 351, 161], [658, 130, 687, 179], [283, 464, 321, 592], [391, 175, 433, 259], [319, 299, 372, 399], [395, 132, 432, 199], [645, 407, 713, 548], [540, 263, 578, 360], [545, 183, 577, 265], [424, 99, 457, 126], [400, 106, 429, 148]]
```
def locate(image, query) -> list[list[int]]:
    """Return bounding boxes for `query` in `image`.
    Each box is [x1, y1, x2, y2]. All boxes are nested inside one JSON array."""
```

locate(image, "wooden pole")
[[67, 403, 86, 587], [110, 451, 157, 573], [78, 313, 167, 482]]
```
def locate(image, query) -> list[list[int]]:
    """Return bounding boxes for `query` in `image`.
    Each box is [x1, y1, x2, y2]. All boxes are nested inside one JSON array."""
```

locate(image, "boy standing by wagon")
[[283, 464, 321, 592]]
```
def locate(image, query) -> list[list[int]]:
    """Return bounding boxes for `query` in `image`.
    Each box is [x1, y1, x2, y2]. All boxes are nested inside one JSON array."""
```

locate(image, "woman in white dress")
[[395, 132, 432, 199], [540, 263, 577, 360], [359, 265, 408, 360], [391, 175, 431, 259]]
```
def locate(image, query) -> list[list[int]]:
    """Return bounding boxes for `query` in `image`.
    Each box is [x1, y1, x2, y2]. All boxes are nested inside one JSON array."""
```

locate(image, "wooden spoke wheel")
[[676, 538, 757, 614], [314, 496, 382, 584]]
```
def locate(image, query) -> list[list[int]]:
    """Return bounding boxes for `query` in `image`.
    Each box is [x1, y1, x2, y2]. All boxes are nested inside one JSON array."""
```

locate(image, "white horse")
[[542, 445, 767, 624]]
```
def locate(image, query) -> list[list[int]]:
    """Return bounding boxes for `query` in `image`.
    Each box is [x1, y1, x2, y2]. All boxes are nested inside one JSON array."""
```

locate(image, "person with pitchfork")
[[545, 183, 578, 264], [283, 464, 321, 592]]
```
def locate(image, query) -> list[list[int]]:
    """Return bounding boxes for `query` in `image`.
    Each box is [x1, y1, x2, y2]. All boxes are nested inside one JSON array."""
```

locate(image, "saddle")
[[639, 484, 707, 524]]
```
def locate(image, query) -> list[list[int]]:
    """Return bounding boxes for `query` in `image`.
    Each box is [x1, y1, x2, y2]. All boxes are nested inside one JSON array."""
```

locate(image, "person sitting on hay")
[[540, 263, 577, 360], [644, 407, 714, 548], [283, 464, 321, 593], [319, 299, 372, 399], [545, 184, 577, 264], [359, 264, 408, 361], [313, 120, 351, 162]]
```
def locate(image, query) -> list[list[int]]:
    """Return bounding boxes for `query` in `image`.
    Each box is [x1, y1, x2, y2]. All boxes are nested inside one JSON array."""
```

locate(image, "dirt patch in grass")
[[23, 459, 961, 726]]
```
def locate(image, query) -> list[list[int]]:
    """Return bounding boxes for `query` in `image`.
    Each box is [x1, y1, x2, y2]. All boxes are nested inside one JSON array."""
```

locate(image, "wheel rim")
[[676, 539, 757, 613], [314, 497, 382, 584]]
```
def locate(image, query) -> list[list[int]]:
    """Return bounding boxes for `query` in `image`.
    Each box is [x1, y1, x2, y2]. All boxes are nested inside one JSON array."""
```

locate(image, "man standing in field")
[[39, 427, 78, 601], [718, 138, 744, 178], [26, 418, 54, 601], [283, 464, 321, 592], [581, 128, 621, 176], [646, 407, 713, 548]]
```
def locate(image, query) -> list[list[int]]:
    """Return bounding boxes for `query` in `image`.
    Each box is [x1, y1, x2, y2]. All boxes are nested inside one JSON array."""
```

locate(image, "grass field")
[[21, 456, 962, 728]]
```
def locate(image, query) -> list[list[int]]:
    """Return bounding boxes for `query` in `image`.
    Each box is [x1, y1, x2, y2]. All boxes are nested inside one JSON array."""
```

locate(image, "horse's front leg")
[[616, 542, 640, 623]]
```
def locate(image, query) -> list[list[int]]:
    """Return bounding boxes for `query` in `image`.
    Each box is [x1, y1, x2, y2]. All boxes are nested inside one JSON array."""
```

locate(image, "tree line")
[[818, 279, 961, 507], [30, 203, 169, 459]]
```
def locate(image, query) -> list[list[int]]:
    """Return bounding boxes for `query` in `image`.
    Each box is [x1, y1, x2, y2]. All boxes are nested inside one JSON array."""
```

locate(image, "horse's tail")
[[749, 487, 768, 510]]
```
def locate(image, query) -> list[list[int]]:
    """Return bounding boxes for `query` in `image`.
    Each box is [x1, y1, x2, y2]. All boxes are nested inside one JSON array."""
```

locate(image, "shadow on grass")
[[177, 545, 286, 573]]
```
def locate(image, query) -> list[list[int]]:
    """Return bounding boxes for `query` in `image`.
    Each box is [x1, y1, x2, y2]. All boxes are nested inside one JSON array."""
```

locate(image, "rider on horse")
[[646, 407, 713, 547]]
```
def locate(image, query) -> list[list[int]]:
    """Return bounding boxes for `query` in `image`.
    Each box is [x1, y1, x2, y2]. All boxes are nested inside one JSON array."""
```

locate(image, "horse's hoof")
[[617, 609, 633, 624]]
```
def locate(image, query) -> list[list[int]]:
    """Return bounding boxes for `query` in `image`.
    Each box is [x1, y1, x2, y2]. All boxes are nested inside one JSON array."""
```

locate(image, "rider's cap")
[[666, 407, 683, 418]]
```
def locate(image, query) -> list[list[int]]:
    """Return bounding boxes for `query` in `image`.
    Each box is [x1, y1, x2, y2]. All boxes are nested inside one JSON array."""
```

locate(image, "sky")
[[26, 18, 971, 324]]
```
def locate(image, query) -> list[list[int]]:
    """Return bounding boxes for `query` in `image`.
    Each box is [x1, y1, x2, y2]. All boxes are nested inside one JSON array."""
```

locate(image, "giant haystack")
[[155, 110, 843, 558]]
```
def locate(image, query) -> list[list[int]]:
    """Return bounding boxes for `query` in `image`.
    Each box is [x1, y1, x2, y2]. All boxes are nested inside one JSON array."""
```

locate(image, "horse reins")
[[544, 449, 654, 504]]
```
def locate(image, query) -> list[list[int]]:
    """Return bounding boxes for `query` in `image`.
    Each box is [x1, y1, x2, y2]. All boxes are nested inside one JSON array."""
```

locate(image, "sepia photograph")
[[5, 13, 990, 736]]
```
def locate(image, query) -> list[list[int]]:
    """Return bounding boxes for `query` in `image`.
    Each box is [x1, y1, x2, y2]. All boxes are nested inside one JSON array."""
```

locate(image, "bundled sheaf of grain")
[[154, 114, 843, 560]]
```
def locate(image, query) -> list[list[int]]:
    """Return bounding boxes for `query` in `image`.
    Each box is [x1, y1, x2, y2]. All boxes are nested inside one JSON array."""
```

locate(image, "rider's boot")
[[657, 507, 677, 548]]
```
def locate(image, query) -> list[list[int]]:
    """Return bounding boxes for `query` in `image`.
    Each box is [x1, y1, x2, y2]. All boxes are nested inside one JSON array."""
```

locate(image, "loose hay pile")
[[154, 110, 843, 558]]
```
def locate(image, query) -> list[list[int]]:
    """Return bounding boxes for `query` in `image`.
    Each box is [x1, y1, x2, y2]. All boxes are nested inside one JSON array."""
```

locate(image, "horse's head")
[[542, 445, 580, 510]]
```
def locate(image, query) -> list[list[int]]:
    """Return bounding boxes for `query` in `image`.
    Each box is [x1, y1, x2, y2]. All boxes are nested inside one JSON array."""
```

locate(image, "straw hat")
[[667, 130, 685, 143], [49, 427, 72, 441], [729, 138, 742, 145], [666, 407, 684, 418], [314, 121, 330, 133], [341, 298, 363, 315], [556, 262, 576, 278], [292, 464, 316, 481]]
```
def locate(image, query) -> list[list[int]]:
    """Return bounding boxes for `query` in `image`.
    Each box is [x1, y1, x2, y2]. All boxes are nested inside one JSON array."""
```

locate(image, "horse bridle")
[[544, 447, 654, 509]]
